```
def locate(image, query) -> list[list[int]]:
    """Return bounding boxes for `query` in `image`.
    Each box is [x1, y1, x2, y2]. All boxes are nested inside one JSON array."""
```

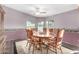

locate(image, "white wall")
[[4, 6, 79, 30], [47, 9, 79, 30], [4, 6, 36, 29]]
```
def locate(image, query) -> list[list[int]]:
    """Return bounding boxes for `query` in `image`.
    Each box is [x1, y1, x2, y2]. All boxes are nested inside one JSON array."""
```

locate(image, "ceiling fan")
[[34, 7, 47, 16]]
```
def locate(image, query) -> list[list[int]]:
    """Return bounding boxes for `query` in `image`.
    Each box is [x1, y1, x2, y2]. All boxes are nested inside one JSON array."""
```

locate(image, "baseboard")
[[62, 42, 79, 50]]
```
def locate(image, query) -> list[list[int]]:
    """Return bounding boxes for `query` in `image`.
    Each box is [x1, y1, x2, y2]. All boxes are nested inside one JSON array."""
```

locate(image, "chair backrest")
[[57, 29, 65, 43], [49, 29, 53, 32], [25, 29, 33, 39], [58, 29, 65, 38], [52, 28, 59, 37], [49, 29, 53, 34]]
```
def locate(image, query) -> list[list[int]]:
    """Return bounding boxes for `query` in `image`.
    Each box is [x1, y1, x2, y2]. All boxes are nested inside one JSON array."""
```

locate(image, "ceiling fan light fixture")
[[34, 6, 47, 16], [35, 12, 40, 15]]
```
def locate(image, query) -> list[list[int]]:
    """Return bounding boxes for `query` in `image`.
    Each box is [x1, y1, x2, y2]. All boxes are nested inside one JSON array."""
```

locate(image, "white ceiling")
[[3, 4, 78, 17]]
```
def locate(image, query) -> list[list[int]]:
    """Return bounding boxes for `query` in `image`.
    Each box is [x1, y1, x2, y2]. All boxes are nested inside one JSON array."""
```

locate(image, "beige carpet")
[[15, 40, 73, 54]]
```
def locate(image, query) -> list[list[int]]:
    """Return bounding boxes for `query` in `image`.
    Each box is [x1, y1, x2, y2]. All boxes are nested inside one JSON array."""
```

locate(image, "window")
[[26, 21, 35, 29], [38, 21, 44, 32], [45, 20, 54, 28]]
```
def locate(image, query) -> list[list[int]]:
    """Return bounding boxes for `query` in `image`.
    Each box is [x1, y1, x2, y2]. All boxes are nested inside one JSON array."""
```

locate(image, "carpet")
[[15, 40, 73, 54]]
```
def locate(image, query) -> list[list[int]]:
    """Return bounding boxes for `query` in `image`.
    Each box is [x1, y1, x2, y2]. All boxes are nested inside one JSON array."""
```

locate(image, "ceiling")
[[3, 4, 78, 17]]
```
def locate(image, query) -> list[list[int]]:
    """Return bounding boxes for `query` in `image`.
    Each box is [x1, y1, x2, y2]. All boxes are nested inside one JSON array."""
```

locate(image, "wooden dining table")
[[33, 34, 50, 51], [33, 31, 55, 51], [33, 31, 55, 41], [33, 32, 51, 41]]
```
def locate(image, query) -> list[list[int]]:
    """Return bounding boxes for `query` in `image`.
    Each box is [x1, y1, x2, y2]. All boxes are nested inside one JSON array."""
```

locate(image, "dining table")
[[33, 31, 55, 41], [32, 31, 55, 51], [33, 32, 52, 42]]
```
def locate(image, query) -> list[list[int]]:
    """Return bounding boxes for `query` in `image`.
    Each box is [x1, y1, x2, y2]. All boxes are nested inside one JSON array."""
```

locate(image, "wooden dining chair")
[[49, 28, 53, 33], [46, 29, 65, 54], [46, 28, 58, 43], [25, 29, 33, 46], [25, 29, 35, 53], [25, 29, 42, 54]]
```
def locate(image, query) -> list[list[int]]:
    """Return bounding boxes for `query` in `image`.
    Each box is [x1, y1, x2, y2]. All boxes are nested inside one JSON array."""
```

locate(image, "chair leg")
[[55, 48, 57, 54], [52, 46, 57, 54], [32, 44, 35, 54], [60, 47, 63, 54], [46, 46, 49, 54], [26, 41, 29, 47], [28, 43, 31, 53], [40, 44, 42, 54]]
